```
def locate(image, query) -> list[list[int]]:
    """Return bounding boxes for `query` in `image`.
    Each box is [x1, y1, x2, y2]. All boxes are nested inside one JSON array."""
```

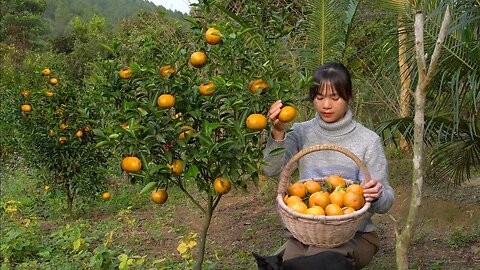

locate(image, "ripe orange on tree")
[[20, 104, 32, 112], [249, 79, 269, 94], [304, 180, 321, 193], [308, 191, 330, 209], [157, 94, 175, 108], [167, 159, 184, 176], [199, 82, 216, 96], [49, 129, 55, 136], [45, 90, 54, 97], [102, 192, 111, 200], [84, 126, 91, 132], [287, 181, 307, 198], [325, 203, 343, 216], [76, 130, 84, 138], [60, 123, 68, 130], [44, 185, 50, 191], [59, 136, 67, 144], [178, 125, 194, 139], [213, 177, 231, 194], [246, 114, 267, 131], [119, 68, 133, 79], [121, 156, 142, 173], [151, 189, 168, 204], [42, 68, 51, 76], [160, 65, 175, 77], [205, 27, 222, 45], [21, 89, 31, 97], [326, 175, 346, 192], [190, 51, 207, 68], [278, 106, 297, 123], [49, 78, 58, 85]]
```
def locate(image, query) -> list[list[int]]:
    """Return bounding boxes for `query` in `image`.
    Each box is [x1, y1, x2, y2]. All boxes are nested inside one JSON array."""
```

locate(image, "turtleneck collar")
[[315, 109, 356, 136]]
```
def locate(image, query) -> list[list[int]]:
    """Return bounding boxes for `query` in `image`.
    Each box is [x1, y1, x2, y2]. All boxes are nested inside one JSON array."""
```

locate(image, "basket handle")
[[278, 144, 371, 196]]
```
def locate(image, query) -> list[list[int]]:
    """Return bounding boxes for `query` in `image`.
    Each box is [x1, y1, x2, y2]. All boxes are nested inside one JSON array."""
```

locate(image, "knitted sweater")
[[262, 110, 394, 232]]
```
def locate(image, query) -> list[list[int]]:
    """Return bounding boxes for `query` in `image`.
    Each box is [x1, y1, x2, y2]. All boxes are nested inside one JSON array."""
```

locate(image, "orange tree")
[[17, 66, 111, 214], [88, 4, 305, 269]]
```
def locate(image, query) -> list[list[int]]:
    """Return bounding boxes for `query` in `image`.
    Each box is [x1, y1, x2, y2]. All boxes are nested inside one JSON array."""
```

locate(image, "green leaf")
[[140, 182, 157, 195], [269, 147, 286, 156], [108, 134, 119, 139]]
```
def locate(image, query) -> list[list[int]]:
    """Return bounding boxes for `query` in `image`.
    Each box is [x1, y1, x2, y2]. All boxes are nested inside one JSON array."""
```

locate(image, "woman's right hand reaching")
[[268, 100, 287, 140]]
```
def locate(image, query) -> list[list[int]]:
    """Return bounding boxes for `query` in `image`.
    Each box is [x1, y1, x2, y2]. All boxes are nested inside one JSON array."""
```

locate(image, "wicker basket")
[[277, 144, 371, 247]]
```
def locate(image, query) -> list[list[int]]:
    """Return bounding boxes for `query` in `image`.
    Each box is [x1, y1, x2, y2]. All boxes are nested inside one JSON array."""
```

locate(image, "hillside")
[[43, 0, 185, 36]]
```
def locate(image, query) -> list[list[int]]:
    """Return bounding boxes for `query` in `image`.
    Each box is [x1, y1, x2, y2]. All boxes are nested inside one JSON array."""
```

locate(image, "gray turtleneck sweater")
[[262, 110, 394, 232]]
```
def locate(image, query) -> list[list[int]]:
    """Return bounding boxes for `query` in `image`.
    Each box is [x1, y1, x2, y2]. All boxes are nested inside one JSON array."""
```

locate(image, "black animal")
[[253, 250, 354, 270]]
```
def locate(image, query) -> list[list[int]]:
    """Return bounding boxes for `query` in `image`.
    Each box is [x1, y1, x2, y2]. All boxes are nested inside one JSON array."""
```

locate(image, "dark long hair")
[[309, 62, 352, 101]]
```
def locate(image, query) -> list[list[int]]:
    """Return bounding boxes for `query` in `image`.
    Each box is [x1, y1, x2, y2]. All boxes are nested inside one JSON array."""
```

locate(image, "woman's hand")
[[363, 179, 384, 202], [268, 100, 287, 140]]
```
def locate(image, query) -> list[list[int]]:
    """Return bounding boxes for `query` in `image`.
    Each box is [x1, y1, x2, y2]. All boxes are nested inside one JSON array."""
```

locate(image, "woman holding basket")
[[262, 62, 395, 269]]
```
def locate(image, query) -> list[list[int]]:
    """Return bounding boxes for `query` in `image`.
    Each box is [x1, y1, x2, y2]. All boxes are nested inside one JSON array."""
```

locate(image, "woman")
[[262, 62, 395, 269]]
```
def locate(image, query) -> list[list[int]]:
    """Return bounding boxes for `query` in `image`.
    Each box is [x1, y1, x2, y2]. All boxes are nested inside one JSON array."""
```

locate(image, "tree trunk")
[[397, 15, 412, 152], [66, 183, 74, 215], [193, 194, 214, 270], [395, 6, 451, 270]]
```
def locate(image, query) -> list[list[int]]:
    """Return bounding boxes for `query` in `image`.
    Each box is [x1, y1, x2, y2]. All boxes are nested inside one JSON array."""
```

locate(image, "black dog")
[[253, 250, 354, 270]]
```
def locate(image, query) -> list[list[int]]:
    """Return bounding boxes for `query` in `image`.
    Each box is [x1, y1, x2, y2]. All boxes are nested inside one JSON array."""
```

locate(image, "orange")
[[205, 27, 222, 45], [325, 204, 343, 216], [199, 82, 216, 96], [246, 114, 267, 130], [84, 126, 91, 132], [346, 184, 364, 195], [102, 192, 111, 200], [287, 182, 307, 198], [60, 123, 68, 130], [167, 159, 183, 176], [326, 175, 346, 192], [160, 65, 175, 77], [285, 195, 303, 206], [342, 206, 355, 215], [21, 89, 31, 96], [190, 51, 207, 68], [76, 130, 84, 138], [49, 129, 55, 136], [308, 191, 330, 209], [45, 90, 54, 97], [288, 201, 308, 213], [304, 180, 321, 193], [249, 79, 269, 94], [329, 189, 346, 208], [213, 177, 231, 194], [305, 206, 325, 216], [20, 104, 32, 112], [151, 189, 168, 204], [157, 94, 175, 108], [44, 185, 50, 191], [49, 78, 58, 85], [59, 136, 67, 144], [178, 125, 194, 139], [278, 106, 297, 123], [121, 123, 129, 129], [119, 68, 133, 79], [42, 68, 51, 76], [343, 192, 365, 210], [121, 156, 142, 173]]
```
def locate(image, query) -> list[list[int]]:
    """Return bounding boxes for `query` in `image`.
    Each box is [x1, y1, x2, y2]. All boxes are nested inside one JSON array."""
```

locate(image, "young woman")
[[262, 62, 395, 269]]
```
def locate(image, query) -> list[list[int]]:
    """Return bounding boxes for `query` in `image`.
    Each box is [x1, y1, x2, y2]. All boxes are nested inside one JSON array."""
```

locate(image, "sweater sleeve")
[[262, 125, 301, 177], [364, 137, 395, 214]]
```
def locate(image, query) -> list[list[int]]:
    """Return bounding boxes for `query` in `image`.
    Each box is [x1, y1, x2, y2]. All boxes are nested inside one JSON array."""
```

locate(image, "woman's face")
[[313, 84, 350, 123]]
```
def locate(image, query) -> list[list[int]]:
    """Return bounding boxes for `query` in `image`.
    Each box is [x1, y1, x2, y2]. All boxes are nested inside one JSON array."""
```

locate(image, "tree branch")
[[425, 5, 451, 88], [414, 11, 426, 89]]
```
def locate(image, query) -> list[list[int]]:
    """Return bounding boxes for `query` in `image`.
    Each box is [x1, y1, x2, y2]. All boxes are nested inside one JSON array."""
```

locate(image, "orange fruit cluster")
[[284, 175, 365, 216]]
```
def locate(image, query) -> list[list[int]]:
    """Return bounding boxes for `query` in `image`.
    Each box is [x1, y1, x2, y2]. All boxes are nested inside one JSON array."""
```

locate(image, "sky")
[[149, 0, 198, 14]]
